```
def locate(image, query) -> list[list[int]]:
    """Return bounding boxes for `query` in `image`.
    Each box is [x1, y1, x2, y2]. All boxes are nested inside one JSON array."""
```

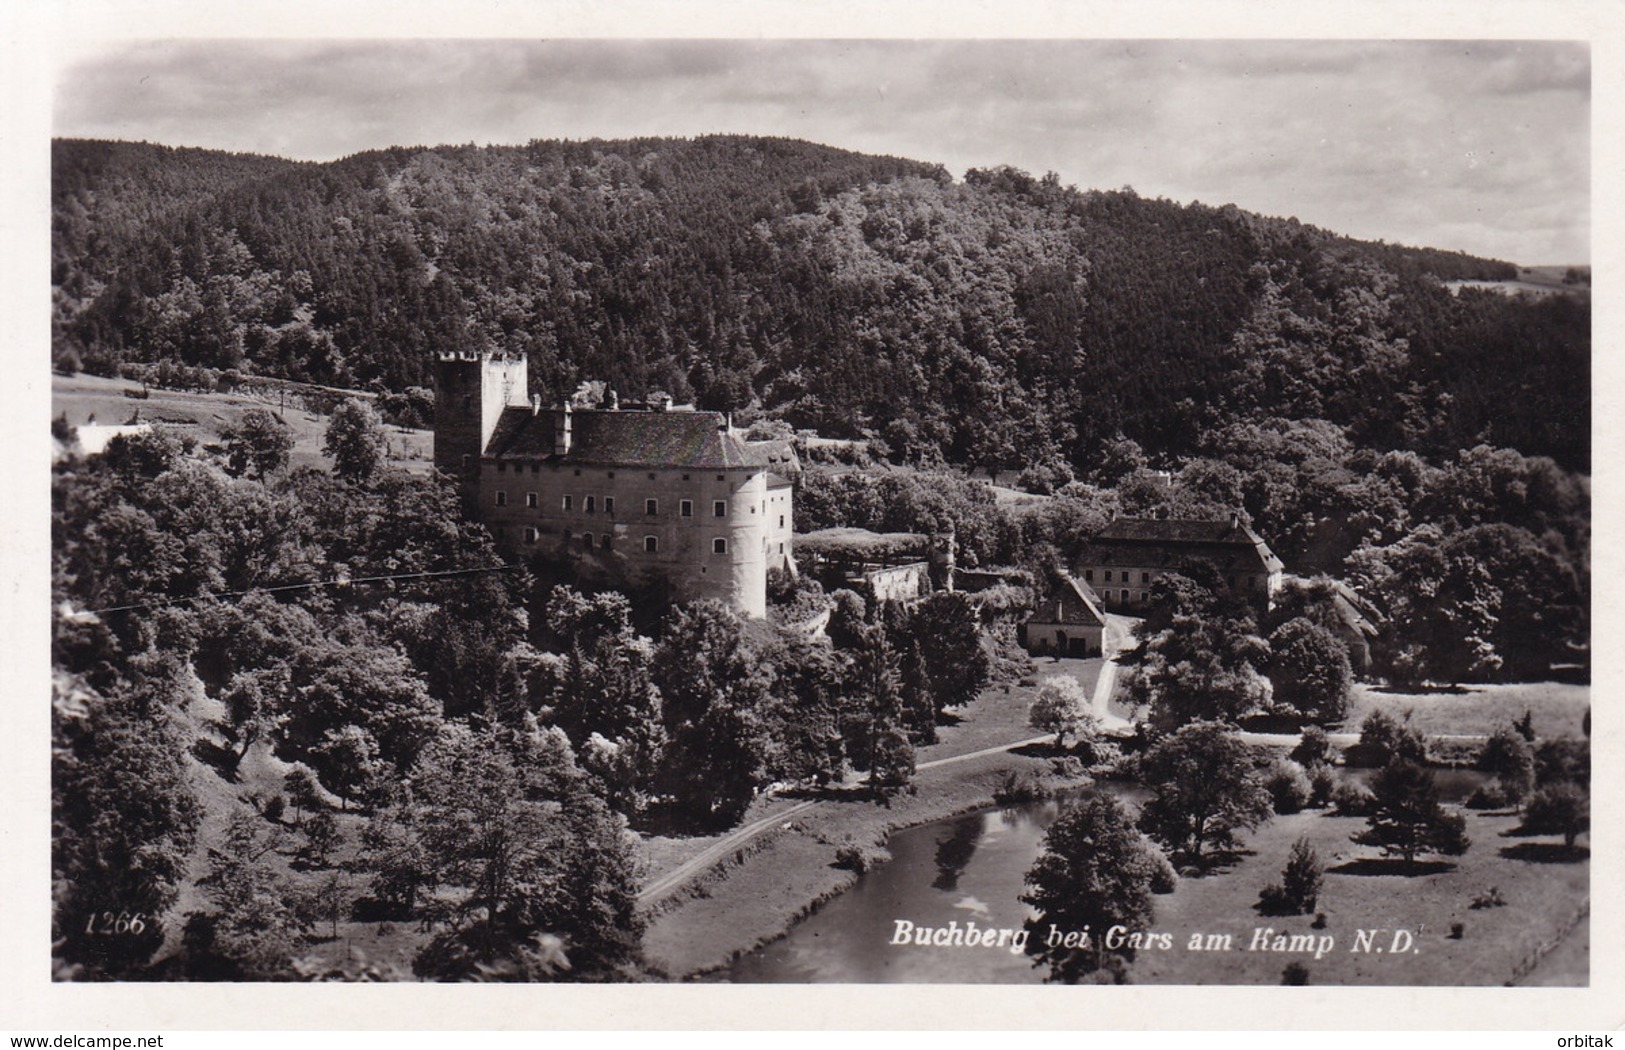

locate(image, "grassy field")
[[1131, 781, 1588, 986], [52, 372, 434, 474], [1339, 681, 1590, 740]]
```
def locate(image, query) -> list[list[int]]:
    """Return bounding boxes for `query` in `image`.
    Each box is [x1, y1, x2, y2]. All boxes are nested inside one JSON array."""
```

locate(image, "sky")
[[50, 36, 1591, 265]]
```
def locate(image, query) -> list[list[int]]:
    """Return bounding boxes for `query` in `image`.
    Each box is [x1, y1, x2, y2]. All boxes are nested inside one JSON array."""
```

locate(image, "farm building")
[[1023, 571, 1106, 658], [1075, 515, 1284, 614]]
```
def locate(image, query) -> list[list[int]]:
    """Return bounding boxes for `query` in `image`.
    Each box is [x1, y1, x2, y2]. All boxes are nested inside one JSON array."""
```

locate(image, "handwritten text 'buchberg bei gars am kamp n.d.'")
[[890, 920, 1422, 961]]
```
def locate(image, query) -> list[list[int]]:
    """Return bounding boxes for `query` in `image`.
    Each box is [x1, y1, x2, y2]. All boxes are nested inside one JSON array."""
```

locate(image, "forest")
[[50, 133, 1590, 982], [52, 135, 1586, 475]]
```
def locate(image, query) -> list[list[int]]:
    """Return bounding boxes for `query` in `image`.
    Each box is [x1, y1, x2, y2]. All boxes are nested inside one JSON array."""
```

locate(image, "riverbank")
[[636, 660, 1105, 979]]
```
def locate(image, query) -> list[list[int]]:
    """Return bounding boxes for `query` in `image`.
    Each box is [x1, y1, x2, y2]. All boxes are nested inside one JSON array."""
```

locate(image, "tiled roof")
[[1082, 517, 1284, 574], [485, 407, 798, 472], [1096, 517, 1252, 544], [1029, 571, 1105, 627]]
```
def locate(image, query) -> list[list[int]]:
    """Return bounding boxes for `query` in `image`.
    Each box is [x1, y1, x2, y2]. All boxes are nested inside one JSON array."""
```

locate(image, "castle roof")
[[1079, 517, 1284, 574], [484, 406, 800, 473]]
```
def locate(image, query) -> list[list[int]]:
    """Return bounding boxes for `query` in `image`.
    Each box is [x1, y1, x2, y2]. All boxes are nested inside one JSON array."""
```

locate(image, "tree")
[[1352, 760, 1471, 866], [1259, 837, 1323, 915], [1521, 783, 1588, 849], [301, 811, 341, 867], [904, 590, 992, 719], [843, 615, 915, 796], [1349, 708, 1428, 767], [1126, 612, 1270, 732], [183, 812, 309, 980], [223, 408, 294, 479], [1290, 725, 1331, 768], [1138, 721, 1274, 866], [1028, 675, 1101, 751], [651, 601, 773, 830], [283, 767, 321, 828], [1267, 618, 1352, 723], [1476, 725, 1536, 804], [406, 722, 642, 980], [323, 398, 387, 482], [219, 666, 287, 772], [1021, 793, 1161, 983], [53, 672, 201, 977], [1346, 524, 1503, 686]]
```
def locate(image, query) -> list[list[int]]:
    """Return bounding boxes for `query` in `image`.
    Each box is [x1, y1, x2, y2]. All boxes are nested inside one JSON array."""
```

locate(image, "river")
[[728, 768, 1490, 983], [728, 790, 1116, 983]]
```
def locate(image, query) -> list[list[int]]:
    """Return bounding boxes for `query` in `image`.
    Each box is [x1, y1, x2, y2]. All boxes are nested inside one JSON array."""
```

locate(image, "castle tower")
[[433, 351, 529, 502]]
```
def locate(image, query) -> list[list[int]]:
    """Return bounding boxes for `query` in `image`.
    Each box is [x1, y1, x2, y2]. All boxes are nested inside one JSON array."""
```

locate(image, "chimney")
[[718, 411, 732, 434], [554, 403, 572, 456], [607, 388, 619, 411], [531, 393, 541, 416]]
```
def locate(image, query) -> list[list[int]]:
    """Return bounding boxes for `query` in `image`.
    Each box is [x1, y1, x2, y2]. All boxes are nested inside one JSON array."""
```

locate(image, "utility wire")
[[75, 562, 523, 616]]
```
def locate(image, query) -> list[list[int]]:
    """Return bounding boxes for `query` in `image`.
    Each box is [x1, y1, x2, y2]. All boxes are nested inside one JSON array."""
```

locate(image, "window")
[[573, 469, 581, 476], [713, 538, 727, 554], [647, 472, 656, 481], [601, 533, 612, 550], [1103, 570, 1113, 583], [585, 495, 596, 513], [645, 499, 658, 516], [494, 491, 507, 507], [1142, 572, 1150, 584], [1084, 569, 1094, 582], [564, 529, 572, 542], [644, 536, 658, 553], [607, 471, 615, 479], [713, 500, 726, 517], [682, 473, 691, 481], [525, 492, 538, 508], [562, 494, 573, 511], [681, 499, 693, 518], [604, 497, 615, 515], [582, 532, 594, 549], [1139, 591, 1148, 602], [779, 515, 785, 528], [779, 543, 784, 553], [523, 526, 538, 544], [716, 474, 725, 482]]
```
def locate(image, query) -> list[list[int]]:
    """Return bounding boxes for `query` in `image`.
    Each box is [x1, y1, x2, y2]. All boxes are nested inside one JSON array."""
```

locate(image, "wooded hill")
[[52, 135, 1587, 473]]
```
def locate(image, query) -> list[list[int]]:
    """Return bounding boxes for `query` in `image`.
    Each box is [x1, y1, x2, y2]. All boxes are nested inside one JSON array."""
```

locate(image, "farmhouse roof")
[[485, 407, 800, 473], [1080, 516, 1284, 574]]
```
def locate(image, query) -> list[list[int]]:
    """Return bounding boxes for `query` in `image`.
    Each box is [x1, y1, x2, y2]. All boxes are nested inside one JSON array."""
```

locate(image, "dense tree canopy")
[[53, 136, 1584, 476]]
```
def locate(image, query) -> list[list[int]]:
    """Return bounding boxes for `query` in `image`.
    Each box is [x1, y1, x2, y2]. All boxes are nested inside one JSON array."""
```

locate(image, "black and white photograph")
[[8, 0, 1619, 1033]]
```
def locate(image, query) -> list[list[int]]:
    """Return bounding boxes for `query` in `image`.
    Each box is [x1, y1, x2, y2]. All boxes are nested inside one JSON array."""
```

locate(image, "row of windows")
[[1083, 568, 1263, 591], [1085, 569, 1153, 585], [519, 527, 732, 555], [497, 491, 737, 518], [495, 462, 728, 485]]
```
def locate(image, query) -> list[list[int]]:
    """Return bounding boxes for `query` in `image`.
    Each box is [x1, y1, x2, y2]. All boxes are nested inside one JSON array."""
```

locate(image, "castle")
[[433, 351, 799, 619]]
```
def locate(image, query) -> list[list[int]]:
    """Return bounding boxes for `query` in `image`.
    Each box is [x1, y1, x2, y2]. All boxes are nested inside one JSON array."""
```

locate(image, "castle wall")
[[478, 458, 781, 618]]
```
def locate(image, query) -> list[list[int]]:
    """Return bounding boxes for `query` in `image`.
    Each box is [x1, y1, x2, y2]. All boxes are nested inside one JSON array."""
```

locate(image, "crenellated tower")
[[433, 351, 529, 502]]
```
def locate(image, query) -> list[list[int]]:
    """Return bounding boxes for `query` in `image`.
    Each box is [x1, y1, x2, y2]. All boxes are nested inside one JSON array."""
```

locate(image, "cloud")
[[52, 38, 1589, 261]]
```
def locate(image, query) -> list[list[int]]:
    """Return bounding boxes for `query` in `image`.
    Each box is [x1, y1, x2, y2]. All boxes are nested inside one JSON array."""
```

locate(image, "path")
[[638, 729, 1067, 908], [1091, 613, 1139, 731]]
